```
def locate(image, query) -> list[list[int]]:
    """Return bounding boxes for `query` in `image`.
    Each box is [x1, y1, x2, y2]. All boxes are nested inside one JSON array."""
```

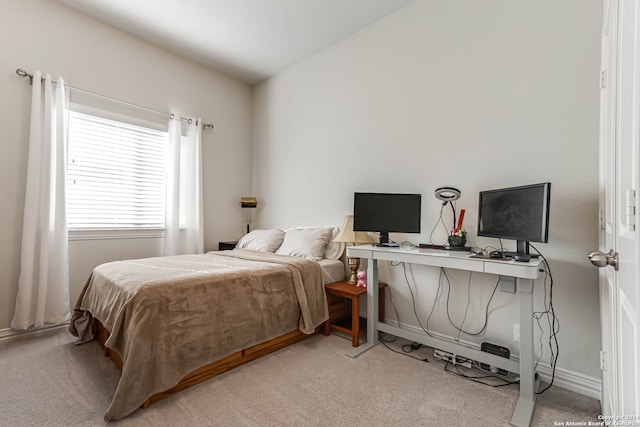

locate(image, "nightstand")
[[323, 280, 387, 347], [218, 241, 238, 251]]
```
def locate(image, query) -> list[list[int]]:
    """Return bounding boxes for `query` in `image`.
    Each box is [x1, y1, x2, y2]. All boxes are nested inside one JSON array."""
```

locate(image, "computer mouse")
[[513, 254, 531, 262], [489, 251, 504, 259]]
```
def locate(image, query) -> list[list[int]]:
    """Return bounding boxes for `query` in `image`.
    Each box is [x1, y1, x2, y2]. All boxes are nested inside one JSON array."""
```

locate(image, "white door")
[[598, 0, 618, 415], [594, 0, 640, 417], [614, 0, 640, 415]]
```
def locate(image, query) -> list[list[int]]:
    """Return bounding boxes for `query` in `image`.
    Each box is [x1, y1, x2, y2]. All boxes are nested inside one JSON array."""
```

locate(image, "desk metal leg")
[[511, 277, 540, 427], [347, 259, 379, 358]]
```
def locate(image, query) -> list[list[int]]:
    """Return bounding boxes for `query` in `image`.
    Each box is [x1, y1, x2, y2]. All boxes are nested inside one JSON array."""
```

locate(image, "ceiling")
[[56, 0, 416, 85]]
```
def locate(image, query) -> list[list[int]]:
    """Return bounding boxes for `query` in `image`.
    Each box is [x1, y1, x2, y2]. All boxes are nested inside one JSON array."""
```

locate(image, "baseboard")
[[535, 364, 601, 400], [0, 322, 70, 344], [374, 318, 602, 400]]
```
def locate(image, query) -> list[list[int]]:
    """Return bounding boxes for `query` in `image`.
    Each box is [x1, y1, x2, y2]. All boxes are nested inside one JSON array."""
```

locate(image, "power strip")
[[432, 347, 516, 381], [433, 349, 452, 361], [433, 349, 472, 368]]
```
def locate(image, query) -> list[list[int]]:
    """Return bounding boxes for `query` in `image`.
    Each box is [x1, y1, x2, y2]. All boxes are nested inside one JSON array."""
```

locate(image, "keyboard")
[[419, 243, 472, 252]]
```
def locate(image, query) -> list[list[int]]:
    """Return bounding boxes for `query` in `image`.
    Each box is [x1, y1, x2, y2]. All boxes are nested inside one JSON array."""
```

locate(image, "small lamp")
[[240, 197, 258, 234], [333, 215, 377, 284], [434, 186, 461, 203], [434, 186, 461, 230]]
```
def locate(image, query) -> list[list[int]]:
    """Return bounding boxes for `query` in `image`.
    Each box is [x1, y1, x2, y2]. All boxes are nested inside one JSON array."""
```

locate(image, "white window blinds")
[[67, 111, 168, 230]]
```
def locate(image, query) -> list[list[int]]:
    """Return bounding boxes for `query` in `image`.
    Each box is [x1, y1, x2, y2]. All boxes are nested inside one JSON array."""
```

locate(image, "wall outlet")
[[513, 324, 520, 343]]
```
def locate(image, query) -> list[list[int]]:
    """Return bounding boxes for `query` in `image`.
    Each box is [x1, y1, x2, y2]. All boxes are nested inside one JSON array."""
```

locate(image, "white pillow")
[[276, 228, 333, 261], [295, 226, 345, 260], [236, 229, 284, 252]]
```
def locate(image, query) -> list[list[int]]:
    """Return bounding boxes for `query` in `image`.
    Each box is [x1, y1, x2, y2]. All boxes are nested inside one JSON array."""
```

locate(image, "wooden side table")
[[323, 280, 387, 347]]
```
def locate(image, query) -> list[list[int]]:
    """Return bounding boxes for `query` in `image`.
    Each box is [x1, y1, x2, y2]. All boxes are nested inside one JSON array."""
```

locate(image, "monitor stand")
[[377, 242, 400, 247], [373, 232, 400, 247], [378, 231, 390, 245], [504, 240, 539, 258]]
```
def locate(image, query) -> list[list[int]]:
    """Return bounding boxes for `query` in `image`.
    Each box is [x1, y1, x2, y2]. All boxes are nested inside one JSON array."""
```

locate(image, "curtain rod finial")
[[16, 68, 33, 84]]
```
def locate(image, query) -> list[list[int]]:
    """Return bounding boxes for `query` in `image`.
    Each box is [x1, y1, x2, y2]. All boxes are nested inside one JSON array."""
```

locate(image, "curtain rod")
[[15, 68, 214, 130]]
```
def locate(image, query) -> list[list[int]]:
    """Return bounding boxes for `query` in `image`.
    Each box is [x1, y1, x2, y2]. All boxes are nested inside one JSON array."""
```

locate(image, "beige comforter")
[[69, 249, 328, 421]]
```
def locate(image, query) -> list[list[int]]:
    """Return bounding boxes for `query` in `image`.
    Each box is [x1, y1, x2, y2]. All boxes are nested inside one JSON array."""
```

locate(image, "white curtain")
[[12, 72, 71, 330], [163, 116, 204, 255]]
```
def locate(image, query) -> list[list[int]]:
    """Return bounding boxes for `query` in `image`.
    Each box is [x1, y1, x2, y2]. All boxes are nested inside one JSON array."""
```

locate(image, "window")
[[67, 111, 168, 234]]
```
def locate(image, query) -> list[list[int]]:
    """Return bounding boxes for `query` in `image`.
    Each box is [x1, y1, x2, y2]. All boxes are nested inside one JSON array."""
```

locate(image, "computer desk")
[[346, 245, 543, 427]]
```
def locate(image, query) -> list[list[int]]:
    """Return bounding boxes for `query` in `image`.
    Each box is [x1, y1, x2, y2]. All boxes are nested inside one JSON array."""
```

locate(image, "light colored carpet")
[[0, 328, 600, 426]]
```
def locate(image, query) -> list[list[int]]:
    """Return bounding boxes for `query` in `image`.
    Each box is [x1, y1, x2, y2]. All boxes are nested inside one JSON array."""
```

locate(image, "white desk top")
[[347, 245, 542, 280]]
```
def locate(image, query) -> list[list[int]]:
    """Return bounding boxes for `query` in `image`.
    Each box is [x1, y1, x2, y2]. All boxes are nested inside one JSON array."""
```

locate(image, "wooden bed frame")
[[93, 319, 320, 409]]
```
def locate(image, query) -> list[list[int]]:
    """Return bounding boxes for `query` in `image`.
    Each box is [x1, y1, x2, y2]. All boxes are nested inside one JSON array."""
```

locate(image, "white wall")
[[253, 0, 603, 384], [0, 0, 253, 330]]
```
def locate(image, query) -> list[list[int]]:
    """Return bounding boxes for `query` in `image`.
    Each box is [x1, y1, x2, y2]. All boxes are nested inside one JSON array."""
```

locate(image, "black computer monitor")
[[477, 182, 551, 255], [353, 192, 422, 245]]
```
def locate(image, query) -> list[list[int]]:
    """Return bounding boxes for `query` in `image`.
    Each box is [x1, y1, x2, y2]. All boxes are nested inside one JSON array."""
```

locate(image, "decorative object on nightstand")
[[356, 269, 367, 287], [240, 197, 258, 234], [333, 215, 377, 284]]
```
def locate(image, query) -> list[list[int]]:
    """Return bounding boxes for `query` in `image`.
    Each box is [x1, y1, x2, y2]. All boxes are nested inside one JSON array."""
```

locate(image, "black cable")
[[444, 361, 520, 388], [533, 262, 552, 371], [536, 251, 559, 395], [456, 271, 473, 341], [379, 331, 398, 343], [429, 204, 449, 245], [529, 243, 559, 395], [424, 268, 446, 337], [385, 278, 401, 327], [401, 262, 434, 337], [449, 200, 457, 231], [379, 332, 429, 362], [442, 268, 500, 336], [388, 242, 556, 393]]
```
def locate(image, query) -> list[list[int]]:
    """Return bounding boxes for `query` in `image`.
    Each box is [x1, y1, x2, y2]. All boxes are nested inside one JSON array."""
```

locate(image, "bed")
[[69, 227, 346, 421]]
